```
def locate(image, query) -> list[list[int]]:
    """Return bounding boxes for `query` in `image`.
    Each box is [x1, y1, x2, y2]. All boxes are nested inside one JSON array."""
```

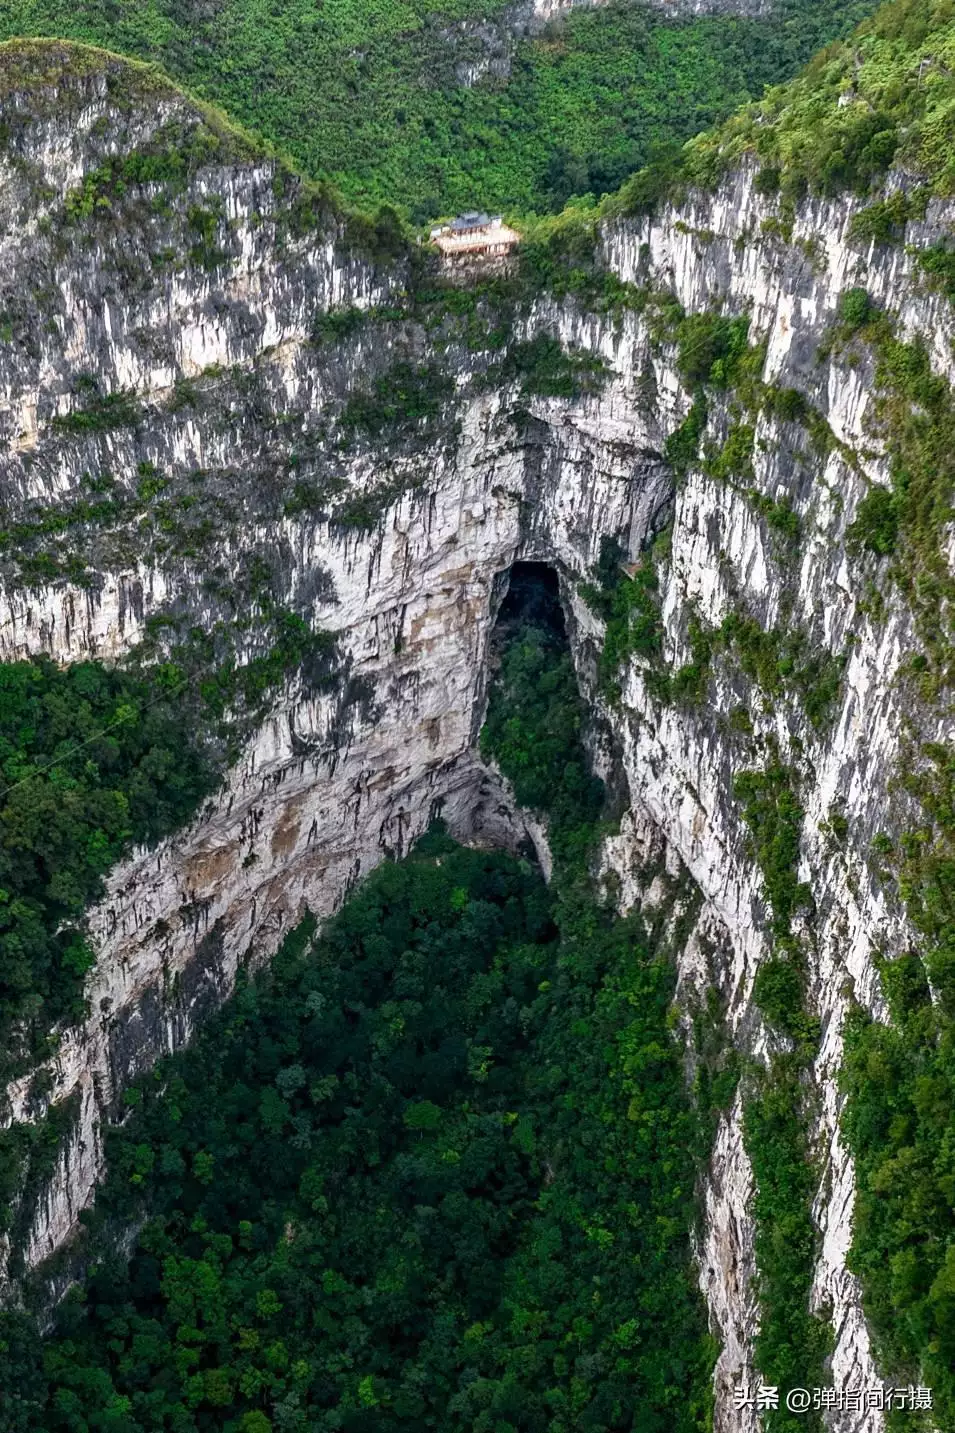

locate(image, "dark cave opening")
[[487, 557, 631, 828], [492, 560, 566, 644]]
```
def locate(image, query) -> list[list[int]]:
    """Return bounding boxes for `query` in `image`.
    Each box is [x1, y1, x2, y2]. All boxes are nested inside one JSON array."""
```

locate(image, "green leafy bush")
[[848, 188, 926, 244], [187, 198, 227, 270], [733, 757, 829, 1429], [480, 620, 604, 872], [916, 241, 955, 303], [706, 422, 756, 483], [698, 610, 844, 731], [744, 1061, 833, 1432], [589, 553, 667, 701], [840, 286, 873, 329], [848, 485, 899, 555], [754, 164, 782, 195], [50, 379, 142, 434], [311, 306, 368, 346], [733, 762, 810, 939], [668, 614, 715, 705], [490, 334, 608, 399], [841, 978, 955, 1422], [675, 313, 751, 388], [753, 955, 806, 1036], [62, 118, 252, 222], [665, 394, 708, 476], [762, 385, 808, 423], [340, 361, 455, 436]]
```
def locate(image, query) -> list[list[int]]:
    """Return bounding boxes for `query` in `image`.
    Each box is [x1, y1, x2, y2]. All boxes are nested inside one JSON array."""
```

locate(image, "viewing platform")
[[429, 212, 520, 264]]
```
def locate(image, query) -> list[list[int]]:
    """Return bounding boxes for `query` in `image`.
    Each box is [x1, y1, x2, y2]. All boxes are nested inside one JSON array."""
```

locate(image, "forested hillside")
[[0, 0, 877, 216], [674, 0, 955, 198]]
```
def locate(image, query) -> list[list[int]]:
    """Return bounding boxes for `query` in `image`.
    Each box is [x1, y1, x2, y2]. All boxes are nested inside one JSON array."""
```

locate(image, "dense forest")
[[0, 574, 716, 1432], [0, 611, 335, 1093], [0, 0, 877, 217], [0, 657, 216, 1084], [676, 0, 955, 201]]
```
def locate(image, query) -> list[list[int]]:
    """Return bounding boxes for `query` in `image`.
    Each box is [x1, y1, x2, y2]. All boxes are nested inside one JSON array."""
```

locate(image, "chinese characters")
[[733, 1384, 933, 1414]]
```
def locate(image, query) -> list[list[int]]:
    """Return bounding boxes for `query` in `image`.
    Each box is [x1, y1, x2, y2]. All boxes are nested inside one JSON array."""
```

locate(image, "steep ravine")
[[1, 42, 952, 1431]]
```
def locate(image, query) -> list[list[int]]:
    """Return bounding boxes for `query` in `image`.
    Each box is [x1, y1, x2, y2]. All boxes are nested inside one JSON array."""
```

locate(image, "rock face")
[[0, 45, 950, 1432], [524, 0, 769, 20]]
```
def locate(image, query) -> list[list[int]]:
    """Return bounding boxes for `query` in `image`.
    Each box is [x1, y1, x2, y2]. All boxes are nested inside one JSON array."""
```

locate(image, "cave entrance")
[[485, 559, 629, 827], [492, 561, 566, 644], [482, 559, 609, 843]]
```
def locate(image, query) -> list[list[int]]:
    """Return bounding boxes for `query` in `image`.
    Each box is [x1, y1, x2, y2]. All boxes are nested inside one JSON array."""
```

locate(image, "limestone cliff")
[[0, 39, 950, 1433]]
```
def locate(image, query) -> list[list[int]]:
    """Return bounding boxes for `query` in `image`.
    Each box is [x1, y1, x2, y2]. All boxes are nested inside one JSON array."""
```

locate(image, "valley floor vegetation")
[[0, 576, 715, 1433]]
